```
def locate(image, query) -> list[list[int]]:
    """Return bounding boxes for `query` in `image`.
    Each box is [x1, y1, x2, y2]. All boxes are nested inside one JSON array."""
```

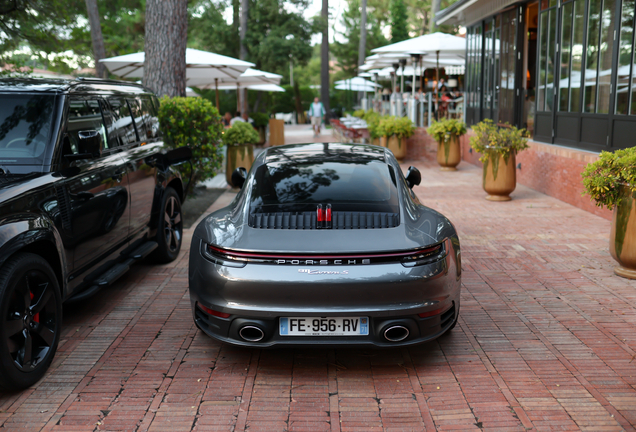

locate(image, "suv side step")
[[66, 241, 158, 303]]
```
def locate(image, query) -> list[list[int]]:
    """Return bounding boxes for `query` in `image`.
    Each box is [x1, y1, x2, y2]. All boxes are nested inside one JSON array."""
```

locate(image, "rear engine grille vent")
[[249, 211, 399, 229]]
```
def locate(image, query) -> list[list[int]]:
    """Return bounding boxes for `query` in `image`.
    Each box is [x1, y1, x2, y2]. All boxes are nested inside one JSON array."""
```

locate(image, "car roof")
[[0, 77, 153, 95], [263, 143, 388, 166]]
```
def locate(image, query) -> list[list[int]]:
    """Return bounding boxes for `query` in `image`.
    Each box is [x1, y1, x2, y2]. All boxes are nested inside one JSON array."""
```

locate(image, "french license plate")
[[279, 317, 369, 336]]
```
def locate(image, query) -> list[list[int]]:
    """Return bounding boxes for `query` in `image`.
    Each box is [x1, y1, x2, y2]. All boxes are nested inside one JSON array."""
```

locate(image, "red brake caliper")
[[29, 292, 40, 323]]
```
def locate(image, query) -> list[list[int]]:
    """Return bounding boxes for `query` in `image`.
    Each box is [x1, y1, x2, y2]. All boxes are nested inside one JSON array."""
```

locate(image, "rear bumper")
[[188, 237, 461, 347], [191, 299, 459, 347]]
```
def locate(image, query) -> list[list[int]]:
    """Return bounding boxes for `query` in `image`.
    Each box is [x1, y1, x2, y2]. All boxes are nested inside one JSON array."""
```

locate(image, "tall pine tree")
[[389, 0, 409, 42]]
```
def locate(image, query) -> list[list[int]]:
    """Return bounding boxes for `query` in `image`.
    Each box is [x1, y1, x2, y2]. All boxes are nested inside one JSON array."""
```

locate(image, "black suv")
[[0, 78, 190, 389]]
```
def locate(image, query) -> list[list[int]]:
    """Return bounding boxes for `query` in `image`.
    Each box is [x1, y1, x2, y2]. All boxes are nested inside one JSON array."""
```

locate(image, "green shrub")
[[158, 96, 224, 186], [427, 118, 467, 143], [353, 109, 366, 118], [222, 121, 260, 146], [251, 112, 269, 129], [379, 116, 415, 139], [469, 119, 529, 164], [582, 147, 636, 210]]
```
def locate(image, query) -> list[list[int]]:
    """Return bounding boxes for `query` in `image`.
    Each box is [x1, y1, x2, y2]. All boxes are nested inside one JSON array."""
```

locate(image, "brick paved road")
[[1, 156, 636, 432]]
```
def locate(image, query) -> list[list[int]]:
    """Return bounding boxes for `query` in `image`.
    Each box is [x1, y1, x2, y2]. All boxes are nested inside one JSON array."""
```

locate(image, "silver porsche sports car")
[[188, 143, 461, 347]]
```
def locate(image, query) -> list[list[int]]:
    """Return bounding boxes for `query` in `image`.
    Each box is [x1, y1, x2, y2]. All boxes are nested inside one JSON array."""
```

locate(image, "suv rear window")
[[0, 94, 55, 165], [249, 161, 399, 214]]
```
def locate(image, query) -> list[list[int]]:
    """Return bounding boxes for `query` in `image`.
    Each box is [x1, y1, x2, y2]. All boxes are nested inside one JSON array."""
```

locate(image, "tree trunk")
[[320, 0, 330, 121], [240, 0, 249, 114], [430, 0, 441, 33], [84, 0, 107, 78], [294, 81, 304, 124], [144, 0, 188, 97], [357, 0, 367, 104]]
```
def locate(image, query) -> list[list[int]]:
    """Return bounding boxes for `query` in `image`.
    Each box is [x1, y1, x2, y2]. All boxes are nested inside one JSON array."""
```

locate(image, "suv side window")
[[66, 99, 109, 155], [126, 98, 147, 141], [106, 98, 138, 146], [141, 96, 161, 139]]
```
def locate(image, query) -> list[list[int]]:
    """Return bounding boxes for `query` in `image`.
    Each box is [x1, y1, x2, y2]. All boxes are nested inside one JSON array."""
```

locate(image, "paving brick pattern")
[[1, 157, 636, 432]]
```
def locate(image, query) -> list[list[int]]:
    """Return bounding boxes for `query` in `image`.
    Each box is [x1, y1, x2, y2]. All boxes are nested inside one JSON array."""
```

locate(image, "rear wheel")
[[152, 187, 183, 263], [0, 253, 61, 390]]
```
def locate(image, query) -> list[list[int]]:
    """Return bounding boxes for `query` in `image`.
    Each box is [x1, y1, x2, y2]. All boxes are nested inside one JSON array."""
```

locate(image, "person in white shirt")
[[308, 97, 326, 137], [230, 111, 245, 126]]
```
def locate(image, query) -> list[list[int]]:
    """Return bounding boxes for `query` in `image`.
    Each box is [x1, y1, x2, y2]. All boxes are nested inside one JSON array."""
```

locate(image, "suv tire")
[[0, 253, 61, 390], [152, 187, 183, 263]]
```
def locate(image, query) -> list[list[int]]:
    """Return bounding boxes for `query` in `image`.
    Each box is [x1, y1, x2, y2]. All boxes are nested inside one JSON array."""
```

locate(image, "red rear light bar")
[[206, 243, 442, 260]]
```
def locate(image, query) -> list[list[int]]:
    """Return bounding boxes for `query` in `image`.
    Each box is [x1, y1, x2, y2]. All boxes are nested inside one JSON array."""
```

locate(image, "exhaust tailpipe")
[[239, 325, 265, 342], [383, 325, 409, 342]]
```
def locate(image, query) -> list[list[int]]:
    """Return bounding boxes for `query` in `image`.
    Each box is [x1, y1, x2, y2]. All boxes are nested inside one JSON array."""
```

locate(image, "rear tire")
[[152, 187, 183, 263], [0, 253, 61, 390]]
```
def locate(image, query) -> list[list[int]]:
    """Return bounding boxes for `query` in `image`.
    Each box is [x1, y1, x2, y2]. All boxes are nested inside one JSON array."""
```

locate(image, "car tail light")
[[400, 243, 445, 267], [203, 241, 447, 267], [197, 302, 230, 318]]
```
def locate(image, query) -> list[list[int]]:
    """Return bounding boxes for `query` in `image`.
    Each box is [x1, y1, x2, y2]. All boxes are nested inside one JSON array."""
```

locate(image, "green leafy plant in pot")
[[428, 118, 467, 171], [379, 116, 414, 160], [364, 112, 383, 147], [251, 112, 269, 145], [222, 121, 259, 187], [582, 147, 636, 279], [469, 119, 529, 201]]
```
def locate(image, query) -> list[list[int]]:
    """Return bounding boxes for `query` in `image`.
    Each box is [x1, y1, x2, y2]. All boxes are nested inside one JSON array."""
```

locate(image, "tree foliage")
[[332, 0, 388, 78], [390, 0, 409, 42]]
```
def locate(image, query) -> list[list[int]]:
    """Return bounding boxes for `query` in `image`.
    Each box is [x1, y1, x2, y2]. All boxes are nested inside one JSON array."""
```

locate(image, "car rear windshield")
[[249, 161, 399, 214], [0, 94, 55, 166]]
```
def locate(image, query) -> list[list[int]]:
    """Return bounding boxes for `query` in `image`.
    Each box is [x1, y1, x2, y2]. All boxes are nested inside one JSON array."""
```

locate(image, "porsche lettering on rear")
[[276, 259, 370, 265]]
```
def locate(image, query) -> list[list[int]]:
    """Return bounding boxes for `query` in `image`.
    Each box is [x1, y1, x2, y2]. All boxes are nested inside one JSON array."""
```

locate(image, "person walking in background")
[[308, 97, 326, 137]]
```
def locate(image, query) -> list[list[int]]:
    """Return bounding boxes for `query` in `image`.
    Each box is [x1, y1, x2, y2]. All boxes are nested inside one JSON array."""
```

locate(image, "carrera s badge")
[[298, 269, 349, 275]]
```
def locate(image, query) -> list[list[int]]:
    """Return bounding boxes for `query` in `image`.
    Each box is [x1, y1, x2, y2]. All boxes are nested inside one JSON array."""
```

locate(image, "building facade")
[[438, 0, 636, 151]]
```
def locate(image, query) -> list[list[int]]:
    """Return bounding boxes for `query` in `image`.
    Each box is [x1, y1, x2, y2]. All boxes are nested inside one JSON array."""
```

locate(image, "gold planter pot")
[[437, 135, 461, 171], [380, 136, 387, 147], [483, 150, 516, 201], [226, 144, 254, 187], [609, 188, 636, 279], [386, 135, 407, 160], [373, 137, 381, 147]]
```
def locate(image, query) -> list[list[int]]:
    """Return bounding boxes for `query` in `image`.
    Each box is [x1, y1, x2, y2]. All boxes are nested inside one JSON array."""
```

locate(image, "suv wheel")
[[0, 253, 61, 390], [152, 187, 183, 263]]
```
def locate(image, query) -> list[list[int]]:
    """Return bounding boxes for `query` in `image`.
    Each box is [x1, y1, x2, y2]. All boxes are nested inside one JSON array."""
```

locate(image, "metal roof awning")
[[436, 0, 518, 27]]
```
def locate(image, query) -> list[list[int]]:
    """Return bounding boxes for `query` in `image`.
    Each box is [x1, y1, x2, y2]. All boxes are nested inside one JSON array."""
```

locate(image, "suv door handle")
[[111, 169, 126, 182]]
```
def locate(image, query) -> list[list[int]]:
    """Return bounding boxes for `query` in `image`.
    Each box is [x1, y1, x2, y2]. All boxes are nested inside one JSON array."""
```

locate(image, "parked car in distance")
[[189, 143, 461, 348], [0, 78, 191, 390]]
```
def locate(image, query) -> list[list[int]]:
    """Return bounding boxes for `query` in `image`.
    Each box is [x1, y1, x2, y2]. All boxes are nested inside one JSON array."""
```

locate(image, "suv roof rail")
[[75, 77, 142, 86]]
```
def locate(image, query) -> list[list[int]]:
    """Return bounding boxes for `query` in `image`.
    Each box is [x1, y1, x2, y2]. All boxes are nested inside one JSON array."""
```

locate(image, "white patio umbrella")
[[100, 48, 255, 109], [335, 83, 378, 92], [372, 33, 467, 118], [213, 83, 286, 92], [371, 32, 466, 56], [334, 77, 381, 88]]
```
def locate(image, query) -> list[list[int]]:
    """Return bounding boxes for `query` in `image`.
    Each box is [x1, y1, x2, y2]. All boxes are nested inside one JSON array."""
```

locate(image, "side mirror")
[[164, 147, 192, 166], [77, 130, 103, 158], [405, 166, 421, 189], [231, 167, 247, 189]]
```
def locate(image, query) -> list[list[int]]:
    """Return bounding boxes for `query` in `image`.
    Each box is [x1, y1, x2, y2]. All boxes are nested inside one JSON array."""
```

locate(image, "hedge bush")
[[158, 96, 224, 186]]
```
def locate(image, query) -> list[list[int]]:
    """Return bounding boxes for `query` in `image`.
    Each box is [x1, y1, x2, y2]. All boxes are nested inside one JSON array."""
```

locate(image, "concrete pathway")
[[1, 138, 635, 431]]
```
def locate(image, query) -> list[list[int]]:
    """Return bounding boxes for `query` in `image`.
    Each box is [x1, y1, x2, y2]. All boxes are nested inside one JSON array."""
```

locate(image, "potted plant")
[[364, 112, 383, 147], [582, 147, 636, 279], [222, 121, 259, 187], [379, 116, 414, 160], [469, 119, 529, 201], [251, 112, 269, 145], [428, 118, 467, 171]]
